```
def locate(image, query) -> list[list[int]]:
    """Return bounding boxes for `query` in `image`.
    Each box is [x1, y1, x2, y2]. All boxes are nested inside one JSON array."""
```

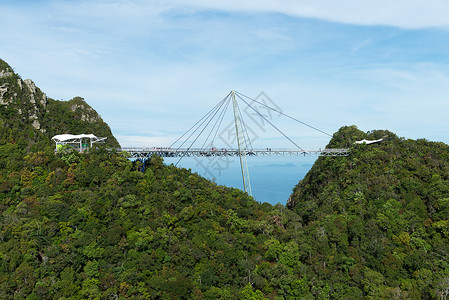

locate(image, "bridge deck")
[[119, 147, 349, 158]]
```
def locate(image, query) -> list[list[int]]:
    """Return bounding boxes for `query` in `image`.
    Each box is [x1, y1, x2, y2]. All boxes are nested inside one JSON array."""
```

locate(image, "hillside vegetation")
[[0, 59, 310, 299], [1, 59, 449, 299], [289, 125, 449, 299]]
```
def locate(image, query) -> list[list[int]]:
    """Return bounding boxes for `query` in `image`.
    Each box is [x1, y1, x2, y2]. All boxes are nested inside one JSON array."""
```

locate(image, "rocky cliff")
[[0, 59, 119, 148]]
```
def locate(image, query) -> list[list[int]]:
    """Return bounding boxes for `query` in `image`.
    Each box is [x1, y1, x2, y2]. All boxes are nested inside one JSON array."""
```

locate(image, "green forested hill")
[[0, 145, 312, 299], [0, 59, 311, 299], [2, 127, 449, 299], [2, 58, 449, 299], [289, 125, 449, 299], [0, 59, 119, 149]]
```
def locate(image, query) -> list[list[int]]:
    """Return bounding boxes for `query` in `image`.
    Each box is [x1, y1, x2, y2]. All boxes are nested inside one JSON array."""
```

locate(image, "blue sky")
[[2, 0, 449, 149]]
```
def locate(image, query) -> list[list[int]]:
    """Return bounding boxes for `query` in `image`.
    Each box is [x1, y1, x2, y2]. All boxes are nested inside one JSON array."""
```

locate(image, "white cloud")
[[165, 0, 449, 29], [353, 63, 449, 93]]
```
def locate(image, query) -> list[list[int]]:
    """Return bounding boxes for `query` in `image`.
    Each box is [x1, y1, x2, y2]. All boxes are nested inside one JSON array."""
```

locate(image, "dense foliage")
[[0, 59, 312, 299], [289, 125, 449, 299], [2, 59, 449, 299], [0, 146, 315, 299]]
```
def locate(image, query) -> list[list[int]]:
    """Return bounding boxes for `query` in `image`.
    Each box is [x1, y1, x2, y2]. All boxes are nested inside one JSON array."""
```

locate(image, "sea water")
[[164, 156, 317, 206]]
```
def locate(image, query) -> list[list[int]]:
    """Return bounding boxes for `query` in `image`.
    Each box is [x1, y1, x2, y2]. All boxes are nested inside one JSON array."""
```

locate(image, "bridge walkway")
[[119, 147, 350, 159]]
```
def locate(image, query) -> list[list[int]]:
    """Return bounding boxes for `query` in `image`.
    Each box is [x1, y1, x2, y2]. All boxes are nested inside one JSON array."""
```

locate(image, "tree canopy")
[[2, 59, 449, 299]]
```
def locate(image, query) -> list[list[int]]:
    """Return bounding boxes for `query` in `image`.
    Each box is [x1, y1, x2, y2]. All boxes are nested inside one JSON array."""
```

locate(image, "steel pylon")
[[231, 90, 252, 196]]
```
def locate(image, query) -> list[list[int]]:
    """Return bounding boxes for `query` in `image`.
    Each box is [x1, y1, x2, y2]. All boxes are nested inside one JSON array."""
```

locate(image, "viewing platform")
[[119, 147, 350, 159]]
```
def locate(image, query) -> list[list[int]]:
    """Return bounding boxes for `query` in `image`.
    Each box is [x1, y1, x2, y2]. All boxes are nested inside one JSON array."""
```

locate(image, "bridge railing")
[[117, 147, 349, 157]]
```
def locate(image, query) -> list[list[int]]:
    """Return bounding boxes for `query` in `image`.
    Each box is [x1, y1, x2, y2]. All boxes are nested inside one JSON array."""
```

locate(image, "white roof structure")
[[52, 134, 106, 143], [52, 134, 107, 151], [354, 138, 384, 145]]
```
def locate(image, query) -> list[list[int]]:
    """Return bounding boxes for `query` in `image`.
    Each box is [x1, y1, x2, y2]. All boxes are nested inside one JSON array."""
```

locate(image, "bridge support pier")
[[134, 158, 147, 172]]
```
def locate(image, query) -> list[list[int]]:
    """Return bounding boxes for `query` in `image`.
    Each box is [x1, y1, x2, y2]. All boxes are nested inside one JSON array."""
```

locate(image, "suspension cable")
[[175, 94, 230, 166], [237, 101, 254, 151], [170, 92, 231, 149], [171, 90, 330, 167], [235, 91, 333, 137], [201, 96, 231, 149], [236, 93, 305, 152], [210, 96, 232, 147]]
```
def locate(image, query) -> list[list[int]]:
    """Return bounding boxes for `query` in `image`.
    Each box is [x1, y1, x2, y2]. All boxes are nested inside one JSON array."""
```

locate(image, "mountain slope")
[[0, 139, 312, 299], [3, 58, 449, 298], [288, 125, 449, 299], [0, 59, 119, 149], [0, 59, 313, 299]]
